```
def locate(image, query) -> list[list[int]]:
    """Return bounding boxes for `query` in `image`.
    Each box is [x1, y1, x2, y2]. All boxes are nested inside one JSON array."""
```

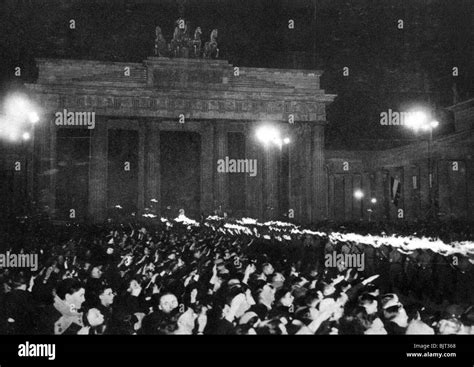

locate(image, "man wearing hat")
[[381, 294, 408, 335]]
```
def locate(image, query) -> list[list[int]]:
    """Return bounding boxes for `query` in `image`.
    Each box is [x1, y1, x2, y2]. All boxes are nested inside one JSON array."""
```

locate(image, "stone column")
[[437, 159, 450, 217], [88, 117, 107, 222], [311, 124, 326, 222], [419, 159, 430, 219], [467, 158, 474, 218], [333, 174, 344, 221], [374, 170, 385, 221], [381, 169, 391, 221], [214, 124, 228, 214], [361, 172, 371, 220], [290, 123, 312, 223], [200, 121, 214, 215], [245, 125, 263, 219], [289, 127, 302, 222], [411, 165, 421, 219], [388, 168, 399, 220], [138, 121, 146, 214], [263, 141, 279, 220], [301, 123, 313, 223], [402, 165, 412, 220], [34, 115, 55, 216], [352, 174, 362, 220], [343, 174, 353, 221], [145, 121, 160, 215], [327, 173, 335, 220], [48, 118, 57, 216]]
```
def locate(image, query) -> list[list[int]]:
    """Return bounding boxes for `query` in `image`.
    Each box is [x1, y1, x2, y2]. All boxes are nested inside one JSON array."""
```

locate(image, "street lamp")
[[28, 112, 40, 124], [353, 189, 364, 220], [354, 189, 364, 200], [405, 110, 439, 218], [1, 94, 40, 141], [2, 94, 41, 215], [255, 124, 291, 220], [367, 198, 377, 221], [256, 125, 290, 147]]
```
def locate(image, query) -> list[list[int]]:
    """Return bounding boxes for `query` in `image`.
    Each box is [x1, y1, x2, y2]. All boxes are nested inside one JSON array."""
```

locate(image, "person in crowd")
[[249, 281, 275, 320], [78, 307, 106, 335], [269, 287, 294, 320], [3, 272, 37, 334], [92, 283, 116, 333], [0, 215, 473, 335], [140, 292, 179, 334], [380, 294, 408, 335], [37, 278, 86, 335]]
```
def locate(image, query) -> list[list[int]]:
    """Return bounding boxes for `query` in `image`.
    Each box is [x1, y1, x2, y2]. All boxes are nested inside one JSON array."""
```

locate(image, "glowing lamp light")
[[5, 96, 28, 118], [256, 125, 291, 148], [256, 126, 281, 145], [405, 110, 439, 132], [371, 198, 377, 204], [22, 132, 31, 141], [28, 112, 39, 124], [354, 190, 364, 200], [4, 94, 39, 123], [405, 111, 428, 131]]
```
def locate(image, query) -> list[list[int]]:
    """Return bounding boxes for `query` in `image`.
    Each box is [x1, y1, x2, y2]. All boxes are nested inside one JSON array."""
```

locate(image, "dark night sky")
[[0, 0, 473, 149]]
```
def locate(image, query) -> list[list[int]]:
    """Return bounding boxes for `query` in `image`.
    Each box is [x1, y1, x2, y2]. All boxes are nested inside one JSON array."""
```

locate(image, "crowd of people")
[[0, 215, 473, 335]]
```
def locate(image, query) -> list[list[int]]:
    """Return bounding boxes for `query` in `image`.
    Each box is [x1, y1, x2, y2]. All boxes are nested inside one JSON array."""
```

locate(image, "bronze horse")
[[203, 29, 218, 59], [191, 27, 202, 57], [155, 21, 218, 59], [154, 26, 168, 57]]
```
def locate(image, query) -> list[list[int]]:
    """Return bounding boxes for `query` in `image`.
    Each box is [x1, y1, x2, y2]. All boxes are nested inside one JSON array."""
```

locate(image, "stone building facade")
[[326, 98, 474, 221], [2, 57, 472, 224], [16, 57, 335, 223]]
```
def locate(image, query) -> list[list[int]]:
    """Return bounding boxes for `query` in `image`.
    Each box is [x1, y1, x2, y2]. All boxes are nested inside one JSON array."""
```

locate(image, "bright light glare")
[[354, 190, 364, 199], [371, 198, 377, 204], [405, 110, 439, 132], [256, 126, 281, 145], [405, 111, 427, 131], [5, 96, 28, 118], [1, 94, 40, 142], [283, 137, 290, 144], [28, 112, 39, 124]]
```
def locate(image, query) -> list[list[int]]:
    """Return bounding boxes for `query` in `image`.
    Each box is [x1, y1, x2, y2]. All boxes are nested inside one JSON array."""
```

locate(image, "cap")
[[239, 311, 259, 325], [380, 294, 400, 310]]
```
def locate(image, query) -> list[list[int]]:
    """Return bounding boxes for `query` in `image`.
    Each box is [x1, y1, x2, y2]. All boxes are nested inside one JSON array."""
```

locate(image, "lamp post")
[[405, 111, 439, 218], [354, 189, 364, 220], [368, 197, 377, 222], [1, 94, 41, 216], [426, 120, 439, 218], [256, 125, 290, 220]]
